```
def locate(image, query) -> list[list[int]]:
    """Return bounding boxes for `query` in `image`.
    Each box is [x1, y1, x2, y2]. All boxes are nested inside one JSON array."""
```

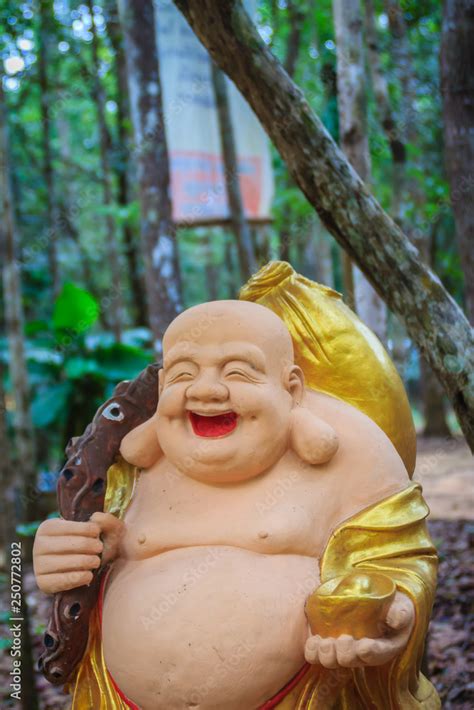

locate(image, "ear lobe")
[[120, 415, 163, 469], [289, 407, 339, 465]]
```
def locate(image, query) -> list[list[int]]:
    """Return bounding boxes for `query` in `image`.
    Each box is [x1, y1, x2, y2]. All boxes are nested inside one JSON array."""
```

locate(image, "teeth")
[[191, 411, 233, 417]]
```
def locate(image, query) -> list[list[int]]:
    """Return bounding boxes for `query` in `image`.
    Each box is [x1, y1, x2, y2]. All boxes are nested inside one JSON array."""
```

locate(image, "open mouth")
[[188, 411, 238, 438]]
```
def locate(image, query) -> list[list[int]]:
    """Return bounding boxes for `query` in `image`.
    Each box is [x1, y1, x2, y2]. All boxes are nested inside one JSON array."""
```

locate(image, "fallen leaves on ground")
[[428, 519, 474, 709]]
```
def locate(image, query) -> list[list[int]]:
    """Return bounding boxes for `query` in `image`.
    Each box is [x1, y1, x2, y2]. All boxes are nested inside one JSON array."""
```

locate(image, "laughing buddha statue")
[[33, 262, 440, 709]]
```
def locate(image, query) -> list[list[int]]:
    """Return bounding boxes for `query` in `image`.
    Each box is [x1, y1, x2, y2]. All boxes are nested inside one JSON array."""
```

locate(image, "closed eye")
[[224, 368, 260, 382], [168, 372, 194, 383]]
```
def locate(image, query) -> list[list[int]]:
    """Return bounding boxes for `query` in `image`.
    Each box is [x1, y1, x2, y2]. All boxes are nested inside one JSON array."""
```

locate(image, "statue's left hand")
[[304, 591, 415, 668]]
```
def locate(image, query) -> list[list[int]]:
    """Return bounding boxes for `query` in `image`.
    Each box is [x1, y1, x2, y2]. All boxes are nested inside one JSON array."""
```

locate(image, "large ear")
[[289, 407, 339, 465], [283, 364, 305, 405], [119, 415, 163, 469]]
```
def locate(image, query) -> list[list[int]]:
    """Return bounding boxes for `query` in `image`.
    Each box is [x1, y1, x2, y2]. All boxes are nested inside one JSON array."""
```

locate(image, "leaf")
[[53, 282, 99, 333], [92, 343, 152, 381], [85, 332, 116, 350], [25, 319, 49, 336], [64, 356, 104, 379], [31, 381, 73, 427], [26, 345, 63, 366]]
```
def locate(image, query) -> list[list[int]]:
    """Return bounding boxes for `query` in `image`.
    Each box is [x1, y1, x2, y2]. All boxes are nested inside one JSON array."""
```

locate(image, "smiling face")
[[156, 301, 303, 483]]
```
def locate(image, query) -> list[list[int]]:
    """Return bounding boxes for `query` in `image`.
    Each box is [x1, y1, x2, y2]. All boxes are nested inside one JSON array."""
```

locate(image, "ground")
[[428, 518, 473, 708], [415, 436, 473, 519], [0, 435, 473, 709]]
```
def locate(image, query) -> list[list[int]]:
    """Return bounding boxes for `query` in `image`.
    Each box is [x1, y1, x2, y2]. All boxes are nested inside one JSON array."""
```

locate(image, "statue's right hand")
[[33, 513, 124, 594]]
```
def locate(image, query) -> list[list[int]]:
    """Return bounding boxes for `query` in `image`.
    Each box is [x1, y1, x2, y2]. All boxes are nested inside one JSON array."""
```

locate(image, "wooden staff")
[[39, 363, 160, 685]]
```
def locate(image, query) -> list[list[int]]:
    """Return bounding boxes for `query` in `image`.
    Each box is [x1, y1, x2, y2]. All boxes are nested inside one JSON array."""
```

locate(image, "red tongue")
[[189, 412, 238, 437]]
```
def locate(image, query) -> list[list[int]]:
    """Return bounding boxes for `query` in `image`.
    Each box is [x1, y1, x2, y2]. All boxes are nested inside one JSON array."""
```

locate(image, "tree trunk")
[[308, 217, 333, 287], [269, 0, 280, 45], [0, 84, 38, 526], [0, 363, 15, 561], [421, 356, 451, 438], [284, 1, 305, 78], [364, 0, 406, 224], [440, 0, 474, 324], [87, 0, 123, 341], [203, 234, 219, 301], [341, 250, 355, 310], [279, 5, 304, 264], [211, 62, 256, 280], [106, 0, 148, 326], [0, 375, 38, 710], [279, 225, 291, 262], [172, 0, 474, 449], [38, 0, 59, 296], [384, 0, 417, 142], [118, 0, 181, 353], [252, 224, 271, 266], [384, 0, 425, 242], [419, 227, 451, 437], [333, 0, 386, 342], [224, 232, 238, 298]]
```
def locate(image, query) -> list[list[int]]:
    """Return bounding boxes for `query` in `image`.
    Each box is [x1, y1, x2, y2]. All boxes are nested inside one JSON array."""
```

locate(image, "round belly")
[[102, 546, 319, 710]]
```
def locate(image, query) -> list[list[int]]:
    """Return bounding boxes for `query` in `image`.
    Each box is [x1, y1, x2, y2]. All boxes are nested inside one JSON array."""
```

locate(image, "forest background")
[[0, 0, 473, 708]]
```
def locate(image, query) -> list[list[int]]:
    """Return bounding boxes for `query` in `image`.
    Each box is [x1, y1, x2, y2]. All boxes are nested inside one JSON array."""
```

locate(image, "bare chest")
[[120, 456, 333, 560]]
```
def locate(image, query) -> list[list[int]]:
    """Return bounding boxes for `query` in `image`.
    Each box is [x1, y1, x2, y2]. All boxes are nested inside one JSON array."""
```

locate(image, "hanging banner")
[[155, 0, 274, 225]]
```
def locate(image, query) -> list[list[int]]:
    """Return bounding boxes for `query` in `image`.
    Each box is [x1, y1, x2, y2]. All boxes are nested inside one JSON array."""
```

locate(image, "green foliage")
[[89, 343, 151, 381], [53, 282, 99, 332], [15, 280, 154, 462], [31, 381, 73, 427], [0, 0, 465, 480]]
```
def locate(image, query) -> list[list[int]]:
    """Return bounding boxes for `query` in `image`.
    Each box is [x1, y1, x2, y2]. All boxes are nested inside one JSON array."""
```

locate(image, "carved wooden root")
[[39, 363, 160, 685]]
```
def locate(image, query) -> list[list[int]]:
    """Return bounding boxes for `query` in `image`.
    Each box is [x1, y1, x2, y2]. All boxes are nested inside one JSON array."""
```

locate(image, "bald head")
[[163, 300, 295, 374], [156, 300, 304, 482]]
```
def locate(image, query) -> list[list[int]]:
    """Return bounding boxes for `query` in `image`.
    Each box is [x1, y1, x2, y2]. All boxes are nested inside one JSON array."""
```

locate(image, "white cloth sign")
[[155, 0, 274, 224]]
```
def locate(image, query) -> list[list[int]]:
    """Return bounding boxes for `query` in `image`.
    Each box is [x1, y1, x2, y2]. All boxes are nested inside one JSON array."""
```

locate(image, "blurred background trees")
[[1, 0, 470, 527], [0, 1, 472, 707], [1, 0, 470, 504]]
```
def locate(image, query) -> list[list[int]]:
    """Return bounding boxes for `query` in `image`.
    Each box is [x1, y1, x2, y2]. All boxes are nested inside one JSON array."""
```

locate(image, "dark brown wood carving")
[[39, 362, 160, 685]]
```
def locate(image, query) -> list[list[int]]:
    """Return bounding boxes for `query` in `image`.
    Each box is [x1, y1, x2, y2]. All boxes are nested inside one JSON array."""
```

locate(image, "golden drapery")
[[278, 483, 440, 709], [68, 262, 438, 708]]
